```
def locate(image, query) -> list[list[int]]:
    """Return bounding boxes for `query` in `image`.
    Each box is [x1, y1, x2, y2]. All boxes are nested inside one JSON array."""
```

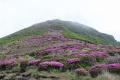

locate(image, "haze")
[[0, 0, 120, 41]]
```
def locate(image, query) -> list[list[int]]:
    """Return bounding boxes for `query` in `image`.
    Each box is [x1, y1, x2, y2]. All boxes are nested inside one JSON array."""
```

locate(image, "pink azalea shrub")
[[39, 61, 64, 70], [26, 29, 69, 42], [67, 58, 80, 64], [15, 58, 25, 62], [80, 55, 96, 66], [94, 51, 109, 62], [36, 42, 84, 57], [74, 51, 108, 63], [74, 51, 96, 66], [95, 51, 108, 57], [0, 59, 15, 70], [66, 58, 81, 69], [28, 59, 40, 65], [88, 64, 107, 77], [108, 63, 120, 74], [106, 55, 120, 64], [75, 68, 89, 76]]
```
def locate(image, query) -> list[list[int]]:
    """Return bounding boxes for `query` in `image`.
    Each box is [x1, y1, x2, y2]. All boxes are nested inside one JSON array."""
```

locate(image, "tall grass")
[[94, 72, 120, 80]]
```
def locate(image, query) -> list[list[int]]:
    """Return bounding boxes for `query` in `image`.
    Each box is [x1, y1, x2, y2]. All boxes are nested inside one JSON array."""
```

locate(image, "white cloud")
[[0, 0, 120, 41]]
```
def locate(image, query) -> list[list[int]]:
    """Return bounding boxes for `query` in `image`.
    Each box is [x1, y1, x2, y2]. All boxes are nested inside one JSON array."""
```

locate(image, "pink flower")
[[67, 58, 80, 63], [75, 68, 88, 75], [108, 63, 120, 73], [75, 68, 88, 72], [0, 59, 15, 66], [40, 61, 64, 67], [15, 58, 25, 62], [28, 59, 40, 65], [108, 63, 120, 68], [88, 64, 107, 77]]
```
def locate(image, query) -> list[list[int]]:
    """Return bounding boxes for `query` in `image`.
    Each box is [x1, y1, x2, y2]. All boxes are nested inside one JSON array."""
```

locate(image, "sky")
[[0, 0, 120, 41]]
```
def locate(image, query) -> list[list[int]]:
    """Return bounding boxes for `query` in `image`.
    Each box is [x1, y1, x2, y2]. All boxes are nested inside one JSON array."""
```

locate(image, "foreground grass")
[[1, 66, 120, 80], [93, 72, 120, 80]]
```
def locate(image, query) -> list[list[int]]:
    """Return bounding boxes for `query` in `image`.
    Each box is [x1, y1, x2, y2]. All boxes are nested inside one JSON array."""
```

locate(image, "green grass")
[[0, 26, 49, 45], [93, 72, 120, 80], [2, 67, 120, 80], [0, 20, 119, 45]]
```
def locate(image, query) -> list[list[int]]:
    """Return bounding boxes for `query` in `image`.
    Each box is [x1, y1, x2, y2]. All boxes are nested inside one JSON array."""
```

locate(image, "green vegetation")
[[0, 19, 119, 45], [1, 68, 120, 80]]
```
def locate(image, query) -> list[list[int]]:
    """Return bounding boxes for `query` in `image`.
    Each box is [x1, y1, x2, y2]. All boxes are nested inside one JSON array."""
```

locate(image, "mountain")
[[0, 19, 119, 46], [0, 19, 120, 80]]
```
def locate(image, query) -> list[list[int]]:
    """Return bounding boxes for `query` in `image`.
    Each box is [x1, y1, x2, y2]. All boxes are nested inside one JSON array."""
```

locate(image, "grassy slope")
[[0, 20, 119, 46]]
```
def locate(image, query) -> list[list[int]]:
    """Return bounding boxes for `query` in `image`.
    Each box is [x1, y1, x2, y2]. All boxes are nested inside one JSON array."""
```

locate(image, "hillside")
[[0, 20, 120, 80], [0, 19, 119, 46]]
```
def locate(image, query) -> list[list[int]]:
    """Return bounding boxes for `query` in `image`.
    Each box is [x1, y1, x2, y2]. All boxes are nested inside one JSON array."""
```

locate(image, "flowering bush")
[[40, 61, 64, 67], [88, 64, 107, 77], [108, 63, 120, 74], [74, 51, 108, 63], [39, 61, 64, 71], [36, 42, 84, 56], [75, 68, 89, 76], [80, 55, 96, 66], [15, 58, 25, 62], [66, 58, 81, 69], [95, 51, 108, 57], [94, 51, 108, 62], [67, 58, 80, 64], [0, 59, 15, 70], [105, 55, 120, 64], [28, 59, 40, 65]]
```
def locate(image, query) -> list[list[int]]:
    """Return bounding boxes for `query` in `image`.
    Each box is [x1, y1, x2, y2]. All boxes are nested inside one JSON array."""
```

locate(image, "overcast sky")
[[0, 0, 120, 41]]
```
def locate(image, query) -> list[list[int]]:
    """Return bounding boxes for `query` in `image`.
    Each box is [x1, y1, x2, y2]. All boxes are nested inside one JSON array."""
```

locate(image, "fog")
[[0, 0, 120, 41]]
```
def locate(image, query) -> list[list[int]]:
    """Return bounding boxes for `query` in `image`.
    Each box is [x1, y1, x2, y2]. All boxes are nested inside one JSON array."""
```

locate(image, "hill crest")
[[0, 19, 119, 46]]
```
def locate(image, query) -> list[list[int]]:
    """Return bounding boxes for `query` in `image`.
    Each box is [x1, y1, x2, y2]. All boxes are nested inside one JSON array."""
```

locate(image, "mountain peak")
[[0, 19, 119, 46]]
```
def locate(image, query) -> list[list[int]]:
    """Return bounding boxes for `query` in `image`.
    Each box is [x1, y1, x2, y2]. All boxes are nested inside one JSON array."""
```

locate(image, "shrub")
[[88, 64, 107, 77], [0, 59, 14, 70], [39, 61, 64, 71], [94, 51, 108, 62], [94, 72, 120, 80], [28, 59, 40, 65], [67, 58, 80, 64], [108, 63, 120, 74], [105, 54, 120, 64], [66, 58, 80, 69], [80, 55, 96, 66], [15, 58, 25, 62], [75, 68, 89, 76]]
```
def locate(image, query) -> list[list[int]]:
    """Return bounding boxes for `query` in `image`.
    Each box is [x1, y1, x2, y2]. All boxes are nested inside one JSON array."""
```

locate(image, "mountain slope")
[[0, 20, 120, 80], [0, 19, 119, 45]]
